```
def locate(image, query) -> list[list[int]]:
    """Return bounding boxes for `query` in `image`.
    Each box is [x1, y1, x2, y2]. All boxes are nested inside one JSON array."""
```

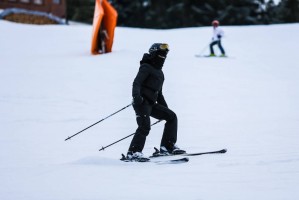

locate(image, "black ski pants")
[[210, 40, 225, 55], [128, 101, 177, 153]]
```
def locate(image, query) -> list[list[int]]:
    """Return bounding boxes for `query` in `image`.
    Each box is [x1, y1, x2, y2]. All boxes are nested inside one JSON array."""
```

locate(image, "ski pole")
[[198, 43, 210, 56], [99, 119, 162, 151], [65, 103, 132, 141]]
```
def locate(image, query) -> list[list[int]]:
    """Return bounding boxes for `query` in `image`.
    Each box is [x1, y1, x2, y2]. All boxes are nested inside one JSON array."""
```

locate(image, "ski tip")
[[183, 157, 189, 162], [154, 157, 189, 164], [220, 149, 227, 153], [170, 157, 189, 163]]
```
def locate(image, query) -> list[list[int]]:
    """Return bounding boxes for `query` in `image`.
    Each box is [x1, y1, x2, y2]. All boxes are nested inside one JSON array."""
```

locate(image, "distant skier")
[[126, 43, 186, 161], [209, 20, 226, 57]]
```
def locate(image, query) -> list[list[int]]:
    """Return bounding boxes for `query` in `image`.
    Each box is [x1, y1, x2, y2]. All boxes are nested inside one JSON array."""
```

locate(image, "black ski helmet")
[[149, 43, 169, 55]]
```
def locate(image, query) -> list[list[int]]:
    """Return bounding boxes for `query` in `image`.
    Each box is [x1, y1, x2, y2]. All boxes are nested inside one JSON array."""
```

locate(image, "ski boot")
[[152, 144, 186, 157], [121, 151, 150, 162], [161, 144, 186, 155]]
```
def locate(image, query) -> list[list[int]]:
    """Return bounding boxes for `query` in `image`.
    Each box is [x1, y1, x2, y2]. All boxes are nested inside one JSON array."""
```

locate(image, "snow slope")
[[0, 20, 299, 200]]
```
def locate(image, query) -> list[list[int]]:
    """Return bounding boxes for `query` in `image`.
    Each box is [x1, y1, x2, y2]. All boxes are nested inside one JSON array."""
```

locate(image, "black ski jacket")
[[132, 54, 168, 107]]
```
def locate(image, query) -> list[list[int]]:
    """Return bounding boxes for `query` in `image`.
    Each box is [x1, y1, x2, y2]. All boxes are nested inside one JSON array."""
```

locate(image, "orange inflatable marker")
[[91, 0, 118, 55]]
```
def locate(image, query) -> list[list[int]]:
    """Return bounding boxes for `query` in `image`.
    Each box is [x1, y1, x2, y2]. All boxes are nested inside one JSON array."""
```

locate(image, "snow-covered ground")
[[0, 20, 299, 200]]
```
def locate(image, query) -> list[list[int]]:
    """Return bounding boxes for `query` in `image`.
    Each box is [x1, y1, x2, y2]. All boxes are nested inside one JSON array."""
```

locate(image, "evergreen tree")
[[66, 0, 299, 28], [279, 0, 299, 22], [67, 0, 94, 24]]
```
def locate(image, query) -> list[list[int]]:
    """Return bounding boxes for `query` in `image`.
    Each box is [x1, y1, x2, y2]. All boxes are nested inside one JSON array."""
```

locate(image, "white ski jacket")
[[212, 27, 224, 41]]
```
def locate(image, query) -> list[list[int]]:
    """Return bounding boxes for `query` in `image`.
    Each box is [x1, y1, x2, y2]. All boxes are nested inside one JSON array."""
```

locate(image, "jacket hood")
[[140, 53, 153, 65], [140, 53, 165, 69]]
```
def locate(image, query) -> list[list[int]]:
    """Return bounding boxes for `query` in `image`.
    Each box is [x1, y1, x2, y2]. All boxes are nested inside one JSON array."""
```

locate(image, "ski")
[[150, 148, 227, 158], [120, 154, 189, 164], [195, 54, 232, 58], [153, 157, 189, 164]]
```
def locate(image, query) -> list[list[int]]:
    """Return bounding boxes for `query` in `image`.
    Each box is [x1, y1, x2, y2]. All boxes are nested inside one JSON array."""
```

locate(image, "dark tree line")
[[67, 0, 299, 28], [66, 0, 95, 24]]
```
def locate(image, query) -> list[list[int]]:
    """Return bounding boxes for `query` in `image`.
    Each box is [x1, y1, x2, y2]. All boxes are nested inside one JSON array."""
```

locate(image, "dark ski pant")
[[210, 40, 225, 55], [128, 102, 177, 153]]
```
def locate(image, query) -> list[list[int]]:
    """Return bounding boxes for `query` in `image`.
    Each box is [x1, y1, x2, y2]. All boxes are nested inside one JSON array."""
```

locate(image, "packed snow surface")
[[0, 20, 299, 200]]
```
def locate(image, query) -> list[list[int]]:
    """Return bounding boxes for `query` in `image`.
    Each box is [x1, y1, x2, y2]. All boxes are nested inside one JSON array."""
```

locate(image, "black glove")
[[217, 34, 222, 39], [133, 96, 143, 105]]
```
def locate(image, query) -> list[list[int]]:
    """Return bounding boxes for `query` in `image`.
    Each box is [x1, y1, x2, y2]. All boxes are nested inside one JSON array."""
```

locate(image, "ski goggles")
[[159, 43, 169, 51]]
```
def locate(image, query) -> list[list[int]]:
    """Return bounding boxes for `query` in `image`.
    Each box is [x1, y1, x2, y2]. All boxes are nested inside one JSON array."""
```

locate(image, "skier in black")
[[127, 43, 186, 161]]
